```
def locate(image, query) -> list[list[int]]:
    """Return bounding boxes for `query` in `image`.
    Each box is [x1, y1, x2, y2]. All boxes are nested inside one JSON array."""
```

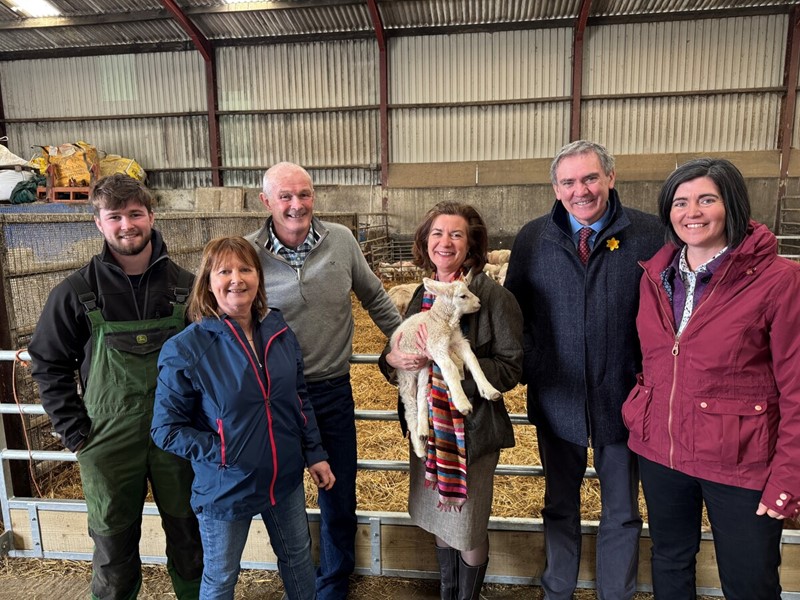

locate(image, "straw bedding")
[[0, 287, 766, 599]]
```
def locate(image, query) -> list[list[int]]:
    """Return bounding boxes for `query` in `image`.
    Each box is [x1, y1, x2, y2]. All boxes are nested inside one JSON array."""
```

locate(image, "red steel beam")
[[161, 0, 222, 186], [0, 72, 6, 142], [570, 0, 593, 141], [777, 5, 800, 230], [367, 0, 389, 188]]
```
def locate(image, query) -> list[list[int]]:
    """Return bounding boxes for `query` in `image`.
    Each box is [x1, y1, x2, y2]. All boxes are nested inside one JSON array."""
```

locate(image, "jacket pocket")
[[621, 375, 653, 443], [692, 398, 769, 466], [465, 396, 515, 465]]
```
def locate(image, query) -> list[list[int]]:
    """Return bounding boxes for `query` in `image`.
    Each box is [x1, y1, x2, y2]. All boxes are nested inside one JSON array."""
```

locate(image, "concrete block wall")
[[154, 177, 781, 248], [151, 149, 786, 246], [194, 187, 245, 212]]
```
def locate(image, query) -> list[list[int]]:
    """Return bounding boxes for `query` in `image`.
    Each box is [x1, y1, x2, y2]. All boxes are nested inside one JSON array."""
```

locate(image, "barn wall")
[[389, 29, 571, 163], [0, 13, 797, 235]]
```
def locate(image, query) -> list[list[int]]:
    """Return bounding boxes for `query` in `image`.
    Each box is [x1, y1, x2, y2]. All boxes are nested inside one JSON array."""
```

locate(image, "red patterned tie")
[[578, 227, 592, 265]]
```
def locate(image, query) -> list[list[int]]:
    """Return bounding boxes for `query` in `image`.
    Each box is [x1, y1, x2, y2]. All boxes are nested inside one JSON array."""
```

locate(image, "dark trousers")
[[537, 427, 642, 600], [639, 457, 783, 600], [79, 423, 202, 600], [307, 374, 358, 600]]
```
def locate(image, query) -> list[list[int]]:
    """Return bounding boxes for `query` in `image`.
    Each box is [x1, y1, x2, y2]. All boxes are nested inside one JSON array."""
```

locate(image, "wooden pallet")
[[36, 186, 90, 203]]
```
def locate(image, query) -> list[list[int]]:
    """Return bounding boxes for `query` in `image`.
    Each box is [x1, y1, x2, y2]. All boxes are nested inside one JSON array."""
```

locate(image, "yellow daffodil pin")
[[606, 237, 620, 252]]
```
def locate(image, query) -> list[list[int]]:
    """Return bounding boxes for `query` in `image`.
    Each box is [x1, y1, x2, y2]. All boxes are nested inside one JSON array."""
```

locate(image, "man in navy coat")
[[505, 140, 663, 599]]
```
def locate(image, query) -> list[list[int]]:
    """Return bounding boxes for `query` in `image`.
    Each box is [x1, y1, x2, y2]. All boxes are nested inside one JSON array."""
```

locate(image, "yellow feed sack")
[[34, 141, 98, 187], [99, 155, 146, 181]]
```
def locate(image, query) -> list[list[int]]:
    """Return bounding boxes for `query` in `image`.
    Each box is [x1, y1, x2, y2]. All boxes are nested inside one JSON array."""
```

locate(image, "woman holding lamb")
[[379, 202, 523, 600]]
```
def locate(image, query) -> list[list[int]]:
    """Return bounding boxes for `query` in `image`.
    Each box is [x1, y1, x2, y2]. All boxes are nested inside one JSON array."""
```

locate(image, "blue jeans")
[[306, 374, 358, 600], [196, 483, 316, 600], [537, 428, 642, 600], [640, 457, 783, 600]]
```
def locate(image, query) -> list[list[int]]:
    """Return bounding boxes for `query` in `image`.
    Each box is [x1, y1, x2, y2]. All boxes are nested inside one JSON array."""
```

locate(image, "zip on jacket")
[[639, 256, 732, 468], [223, 317, 289, 506]]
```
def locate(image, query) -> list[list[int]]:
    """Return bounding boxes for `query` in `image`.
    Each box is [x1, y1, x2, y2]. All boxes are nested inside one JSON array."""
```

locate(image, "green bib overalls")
[[73, 277, 202, 600]]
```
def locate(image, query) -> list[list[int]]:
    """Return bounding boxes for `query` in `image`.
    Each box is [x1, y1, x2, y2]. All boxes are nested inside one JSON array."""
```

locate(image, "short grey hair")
[[261, 162, 314, 197], [550, 140, 615, 185]]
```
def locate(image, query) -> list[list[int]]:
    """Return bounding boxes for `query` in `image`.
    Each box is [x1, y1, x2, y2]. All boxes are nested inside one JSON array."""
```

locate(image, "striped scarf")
[[421, 288, 468, 511]]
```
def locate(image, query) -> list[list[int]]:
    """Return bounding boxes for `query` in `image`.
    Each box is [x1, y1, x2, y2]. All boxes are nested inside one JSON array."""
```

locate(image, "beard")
[[107, 230, 152, 256]]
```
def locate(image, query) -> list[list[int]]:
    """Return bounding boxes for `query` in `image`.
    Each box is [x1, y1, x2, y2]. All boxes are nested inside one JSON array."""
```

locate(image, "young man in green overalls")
[[29, 174, 203, 600]]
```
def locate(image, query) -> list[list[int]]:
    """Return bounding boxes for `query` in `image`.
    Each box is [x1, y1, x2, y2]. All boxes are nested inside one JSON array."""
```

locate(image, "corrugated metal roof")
[[0, 19, 187, 52], [1, 0, 798, 57], [596, 0, 798, 17], [377, 0, 579, 28], [46, 0, 164, 14], [0, 1, 797, 189], [194, 4, 371, 40]]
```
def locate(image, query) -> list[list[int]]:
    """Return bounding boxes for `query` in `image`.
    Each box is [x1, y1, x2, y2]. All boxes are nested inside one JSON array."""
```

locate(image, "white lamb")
[[390, 276, 502, 458]]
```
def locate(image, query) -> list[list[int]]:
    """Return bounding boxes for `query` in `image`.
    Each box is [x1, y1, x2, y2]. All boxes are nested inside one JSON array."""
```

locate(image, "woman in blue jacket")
[[152, 236, 334, 600]]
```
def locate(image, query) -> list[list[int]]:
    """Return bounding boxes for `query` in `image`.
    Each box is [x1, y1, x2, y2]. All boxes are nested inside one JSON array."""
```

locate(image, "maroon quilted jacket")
[[623, 221, 800, 518]]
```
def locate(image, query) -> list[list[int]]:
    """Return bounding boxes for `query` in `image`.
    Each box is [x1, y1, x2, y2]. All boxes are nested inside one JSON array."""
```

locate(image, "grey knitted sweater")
[[248, 217, 402, 382]]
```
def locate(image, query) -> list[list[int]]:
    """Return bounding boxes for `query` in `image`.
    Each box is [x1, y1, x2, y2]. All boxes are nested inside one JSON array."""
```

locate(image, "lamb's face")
[[450, 281, 481, 315]]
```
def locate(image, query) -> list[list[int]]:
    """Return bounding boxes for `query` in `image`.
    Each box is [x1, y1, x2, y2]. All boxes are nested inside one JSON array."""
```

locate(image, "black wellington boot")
[[435, 545, 459, 600], [457, 556, 488, 600]]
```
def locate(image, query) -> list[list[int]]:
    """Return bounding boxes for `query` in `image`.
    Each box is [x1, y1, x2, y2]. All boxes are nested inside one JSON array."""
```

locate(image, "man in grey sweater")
[[247, 162, 402, 600]]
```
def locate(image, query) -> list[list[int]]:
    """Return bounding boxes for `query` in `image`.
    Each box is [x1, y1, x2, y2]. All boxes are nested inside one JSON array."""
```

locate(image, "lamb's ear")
[[423, 278, 446, 294], [463, 269, 474, 285]]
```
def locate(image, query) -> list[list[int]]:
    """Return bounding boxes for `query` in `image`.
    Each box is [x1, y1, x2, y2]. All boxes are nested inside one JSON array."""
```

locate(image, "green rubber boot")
[[167, 558, 202, 600]]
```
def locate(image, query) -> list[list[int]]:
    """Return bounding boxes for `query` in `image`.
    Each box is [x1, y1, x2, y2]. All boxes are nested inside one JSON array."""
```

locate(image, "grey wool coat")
[[504, 190, 663, 447]]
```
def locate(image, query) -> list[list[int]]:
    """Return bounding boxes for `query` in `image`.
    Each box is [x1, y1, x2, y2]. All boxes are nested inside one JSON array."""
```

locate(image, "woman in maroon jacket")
[[623, 158, 800, 599]]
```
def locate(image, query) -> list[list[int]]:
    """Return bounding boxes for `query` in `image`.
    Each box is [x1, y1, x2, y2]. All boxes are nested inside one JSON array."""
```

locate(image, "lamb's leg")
[[413, 369, 430, 456], [431, 350, 473, 415], [398, 371, 425, 459], [452, 337, 502, 401]]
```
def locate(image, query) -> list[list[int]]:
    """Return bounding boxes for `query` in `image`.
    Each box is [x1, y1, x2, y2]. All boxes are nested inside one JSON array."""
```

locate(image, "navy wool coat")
[[504, 190, 663, 447]]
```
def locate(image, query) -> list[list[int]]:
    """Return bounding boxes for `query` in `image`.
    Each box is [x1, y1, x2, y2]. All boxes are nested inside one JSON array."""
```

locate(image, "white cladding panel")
[[584, 15, 787, 95], [7, 117, 210, 170], [221, 111, 379, 168], [217, 41, 378, 111], [0, 52, 206, 119], [390, 30, 571, 161], [583, 93, 782, 154], [391, 103, 570, 162], [0, 15, 793, 180], [390, 29, 572, 104]]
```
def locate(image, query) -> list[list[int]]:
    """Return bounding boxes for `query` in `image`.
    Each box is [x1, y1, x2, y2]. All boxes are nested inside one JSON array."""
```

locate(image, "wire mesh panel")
[[358, 212, 391, 269], [0, 209, 394, 483], [372, 238, 421, 282], [0, 211, 262, 487]]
